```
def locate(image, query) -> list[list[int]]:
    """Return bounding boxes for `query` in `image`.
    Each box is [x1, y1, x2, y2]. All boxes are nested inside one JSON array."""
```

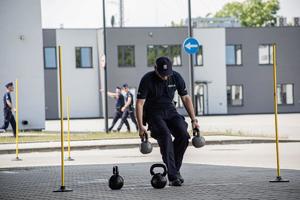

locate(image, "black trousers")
[[1, 109, 16, 136], [109, 110, 130, 131], [117, 108, 138, 131], [147, 108, 190, 181]]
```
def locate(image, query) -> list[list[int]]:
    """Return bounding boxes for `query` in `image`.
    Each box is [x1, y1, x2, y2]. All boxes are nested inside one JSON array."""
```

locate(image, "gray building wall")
[[105, 27, 190, 117], [226, 27, 300, 114], [0, 0, 45, 130], [56, 29, 101, 118], [43, 29, 58, 119], [193, 28, 227, 115]]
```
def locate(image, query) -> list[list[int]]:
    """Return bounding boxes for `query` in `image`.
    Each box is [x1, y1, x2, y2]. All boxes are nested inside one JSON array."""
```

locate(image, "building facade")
[[0, 0, 45, 130], [193, 28, 227, 115], [44, 28, 106, 119], [42, 26, 300, 119], [1, 1, 299, 129], [226, 27, 300, 114], [43, 27, 232, 118]]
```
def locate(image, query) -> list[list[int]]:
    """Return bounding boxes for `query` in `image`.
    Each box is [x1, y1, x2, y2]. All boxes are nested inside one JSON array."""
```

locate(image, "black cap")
[[122, 83, 128, 88], [5, 82, 13, 88], [155, 57, 173, 76]]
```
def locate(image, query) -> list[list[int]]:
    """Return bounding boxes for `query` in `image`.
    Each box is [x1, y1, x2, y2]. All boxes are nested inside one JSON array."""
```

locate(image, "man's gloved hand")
[[138, 125, 147, 139], [191, 119, 200, 129]]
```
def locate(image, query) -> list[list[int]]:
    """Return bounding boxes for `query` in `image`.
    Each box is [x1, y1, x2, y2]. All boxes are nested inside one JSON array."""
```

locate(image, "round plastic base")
[[269, 176, 290, 183], [65, 157, 75, 161], [12, 157, 22, 161], [53, 186, 73, 192]]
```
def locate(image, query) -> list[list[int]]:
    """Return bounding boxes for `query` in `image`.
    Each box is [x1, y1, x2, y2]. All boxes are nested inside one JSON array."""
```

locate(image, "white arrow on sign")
[[185, 42, 198, 50]]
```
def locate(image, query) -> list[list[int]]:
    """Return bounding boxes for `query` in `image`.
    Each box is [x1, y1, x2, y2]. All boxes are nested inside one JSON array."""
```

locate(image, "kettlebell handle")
[[150, 163, 167, 177], [193, 128, 200, 137], [141, 131, 149, 142], [113, 166, 119, 175]]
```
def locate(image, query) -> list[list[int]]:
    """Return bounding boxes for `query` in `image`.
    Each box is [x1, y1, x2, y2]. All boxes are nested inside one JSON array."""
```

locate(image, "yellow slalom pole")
[[273, 44, 280, 177], [269, 44, 289, 183], [14, 79, 21, 161], [54, 46, 72, 192], [66, 96, 74, 161]]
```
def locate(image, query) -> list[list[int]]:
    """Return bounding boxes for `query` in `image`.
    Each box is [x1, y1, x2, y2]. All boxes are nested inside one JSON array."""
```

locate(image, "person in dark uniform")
[[136, 57, 200, 186], [117, 84, 138, 132], [100, 87, 130, 132], [0, 82, 16, 137]]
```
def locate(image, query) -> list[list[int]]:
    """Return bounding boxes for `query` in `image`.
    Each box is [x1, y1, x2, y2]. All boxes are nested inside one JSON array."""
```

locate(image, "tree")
[[215, 0, 280, 27], [170, 19, 184, 27]]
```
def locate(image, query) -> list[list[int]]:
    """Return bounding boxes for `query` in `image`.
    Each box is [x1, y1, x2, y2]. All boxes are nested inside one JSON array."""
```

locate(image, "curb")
[[0, 139, 299, 155]]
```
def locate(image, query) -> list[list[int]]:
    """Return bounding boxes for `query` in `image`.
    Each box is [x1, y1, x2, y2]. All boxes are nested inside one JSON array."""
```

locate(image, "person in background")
[[0, 82, 16, 137], [117, 84, 138, 132], [100, 87, 130, 132]]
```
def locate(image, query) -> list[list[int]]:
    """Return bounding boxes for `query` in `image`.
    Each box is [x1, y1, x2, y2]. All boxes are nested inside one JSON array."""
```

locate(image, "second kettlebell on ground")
[[108, 166, 124, 190], [150, 163, 168, 189]]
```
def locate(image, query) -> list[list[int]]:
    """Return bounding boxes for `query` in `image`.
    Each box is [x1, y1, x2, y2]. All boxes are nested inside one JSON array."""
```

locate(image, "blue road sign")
[[183, 37, 200, 54]]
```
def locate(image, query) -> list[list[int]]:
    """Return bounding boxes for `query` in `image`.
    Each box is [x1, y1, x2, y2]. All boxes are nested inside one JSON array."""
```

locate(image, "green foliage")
[[215, 2, 244, 19], [170, 19, 184, 27], [215, 0, 280, 27]]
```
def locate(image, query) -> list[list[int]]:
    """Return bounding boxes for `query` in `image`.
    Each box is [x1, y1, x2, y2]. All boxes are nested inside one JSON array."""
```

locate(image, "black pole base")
[[65, 157, 75, 161], [269, 176, 290, 183], [12, 157, 22, 161], [53, 186, 73, 192]]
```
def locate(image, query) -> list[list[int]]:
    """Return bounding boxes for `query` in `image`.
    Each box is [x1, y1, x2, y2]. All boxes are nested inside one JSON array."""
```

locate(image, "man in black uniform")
[[117, 84, 138, 132], [101, 87, 130, 132], [0, 82, 16, 137], [136, 57, 199, 186]]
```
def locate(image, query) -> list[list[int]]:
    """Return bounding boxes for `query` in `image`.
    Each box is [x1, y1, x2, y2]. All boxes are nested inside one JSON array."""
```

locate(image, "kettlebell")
[[139, 132, 153, 154], [150, 163, 167, 189], [192, 128, 206, 148], [108, 166, 124, 190]]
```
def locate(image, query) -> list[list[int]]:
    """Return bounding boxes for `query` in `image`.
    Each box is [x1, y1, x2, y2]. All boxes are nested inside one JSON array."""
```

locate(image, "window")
[[195, 46, 203, 66], [76, 47, 93, 68], [147, 45, 182, 66], [44, 47, 57, 69], [227, 85, 243, 106], [226, 44, 242, 65], [173, 91, 183, 108], [259, 44, 273, 65], [118, 46, 135, 67], [277, 84, 294, 105]]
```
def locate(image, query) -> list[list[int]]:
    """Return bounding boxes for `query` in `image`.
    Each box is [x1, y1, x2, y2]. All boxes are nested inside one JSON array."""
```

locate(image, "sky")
[[41, 0, 300, 28]]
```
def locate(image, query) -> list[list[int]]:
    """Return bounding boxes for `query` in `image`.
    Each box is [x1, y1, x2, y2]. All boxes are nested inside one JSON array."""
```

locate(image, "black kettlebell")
[[108, 166, 124, 190], [139, 132, 153, 154], [192, 128, 206, 148], [150, 163, 167, 189]]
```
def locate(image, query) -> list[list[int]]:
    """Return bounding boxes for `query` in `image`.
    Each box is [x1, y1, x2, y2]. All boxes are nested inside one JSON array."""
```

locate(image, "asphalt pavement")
[[0, 163, 299, 200]]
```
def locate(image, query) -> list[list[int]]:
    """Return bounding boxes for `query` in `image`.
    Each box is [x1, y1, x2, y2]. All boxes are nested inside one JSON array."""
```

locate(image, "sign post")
[[183, 37, 200, 108]]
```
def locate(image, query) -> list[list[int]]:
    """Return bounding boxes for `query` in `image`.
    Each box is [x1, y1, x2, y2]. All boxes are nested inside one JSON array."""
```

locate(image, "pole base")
[[53, 186, 73, 192], [269, 176, 290, 183], [65, 157, 75, 161], [12, 157, 22, 161]]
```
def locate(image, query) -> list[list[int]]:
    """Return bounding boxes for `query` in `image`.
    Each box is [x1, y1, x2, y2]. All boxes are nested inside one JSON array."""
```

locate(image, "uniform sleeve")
[[176, 73, 188, 96], [137, 76, 148, 99]]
